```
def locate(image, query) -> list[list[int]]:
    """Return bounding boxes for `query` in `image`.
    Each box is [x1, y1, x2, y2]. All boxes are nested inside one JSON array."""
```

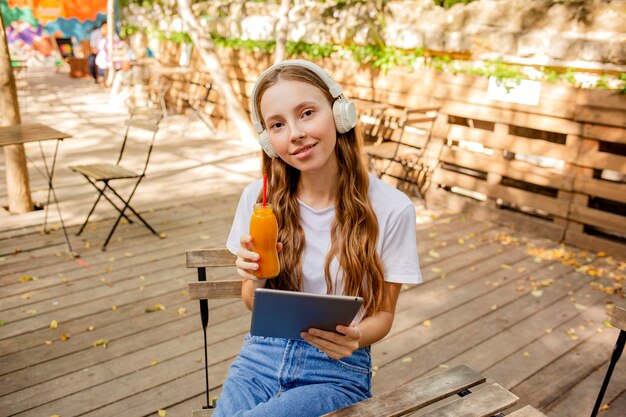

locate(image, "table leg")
[[38, 140, 76, 256]]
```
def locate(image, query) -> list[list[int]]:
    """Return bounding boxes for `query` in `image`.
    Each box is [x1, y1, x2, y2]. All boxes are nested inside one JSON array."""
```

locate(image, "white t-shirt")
[[226, 174, 422, 296]]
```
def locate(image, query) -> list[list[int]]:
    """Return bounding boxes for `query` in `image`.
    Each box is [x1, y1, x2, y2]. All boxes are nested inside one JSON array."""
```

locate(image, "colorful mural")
[[2, 0, 109, 42], [2, 0, 110, 62]]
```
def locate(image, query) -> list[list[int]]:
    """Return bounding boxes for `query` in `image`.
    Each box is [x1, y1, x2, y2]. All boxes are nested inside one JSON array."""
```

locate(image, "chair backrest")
[[185, 72, 213, 109], [186, 248, 241, 301], [116, 111, 162, 176], [612, 306, 626, 331]]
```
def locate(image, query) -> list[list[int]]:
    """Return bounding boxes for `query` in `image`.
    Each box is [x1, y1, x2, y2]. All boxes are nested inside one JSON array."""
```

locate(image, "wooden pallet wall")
[[150, 43, 626, 257]]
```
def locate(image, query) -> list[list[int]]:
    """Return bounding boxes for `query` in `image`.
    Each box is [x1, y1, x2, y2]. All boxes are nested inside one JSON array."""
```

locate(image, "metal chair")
[[364, 107, 439, 199], [591, 305, 626, 417], [68, 110, 163, 250]]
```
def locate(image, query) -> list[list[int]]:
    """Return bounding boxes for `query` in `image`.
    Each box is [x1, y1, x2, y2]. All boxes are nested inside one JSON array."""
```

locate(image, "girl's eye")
[[270, 122, 284, 130], [302, 109, 314, 118]]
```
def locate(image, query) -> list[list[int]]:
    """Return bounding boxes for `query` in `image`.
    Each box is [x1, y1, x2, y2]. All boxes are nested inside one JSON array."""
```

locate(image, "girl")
[[218, 60, 421, 417]]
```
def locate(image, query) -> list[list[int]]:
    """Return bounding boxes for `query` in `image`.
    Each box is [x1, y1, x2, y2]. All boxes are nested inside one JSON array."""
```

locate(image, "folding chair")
[[68, 111, 163, 250], [178, 72, 214, 131], [364, 107, 439, 199], [591, 305, 626, 417]]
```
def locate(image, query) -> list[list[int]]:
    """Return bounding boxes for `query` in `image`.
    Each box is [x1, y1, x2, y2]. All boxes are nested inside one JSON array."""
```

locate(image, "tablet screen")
[[250, 288, 364, 340]]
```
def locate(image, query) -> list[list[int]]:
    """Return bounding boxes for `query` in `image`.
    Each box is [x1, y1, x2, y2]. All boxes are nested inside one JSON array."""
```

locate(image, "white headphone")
[[250, 59, 358, 158]]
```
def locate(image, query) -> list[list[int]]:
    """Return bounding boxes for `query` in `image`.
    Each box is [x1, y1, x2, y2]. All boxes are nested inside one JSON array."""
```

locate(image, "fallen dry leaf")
[[150, 361, 158, 366], [177, 307, 187, 316], [423, 320, 432, 327], [19, 275, 36, 282], [50, 320, 58, 329], [60, 334, 70, 341], [93, 338, 109, 348], [145, 303, 166, 313], [157, 409, 167, 417], [401, 357, 413, 363]]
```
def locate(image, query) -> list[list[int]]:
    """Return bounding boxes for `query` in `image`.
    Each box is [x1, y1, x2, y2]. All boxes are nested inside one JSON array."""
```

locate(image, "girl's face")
[[260, 79, 338, 176]]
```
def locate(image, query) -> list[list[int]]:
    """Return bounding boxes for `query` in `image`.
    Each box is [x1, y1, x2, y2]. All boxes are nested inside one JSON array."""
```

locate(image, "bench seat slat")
[[507, 405, 548, 417], [420, 383, 518, 417], [323, 364, 485, 417]]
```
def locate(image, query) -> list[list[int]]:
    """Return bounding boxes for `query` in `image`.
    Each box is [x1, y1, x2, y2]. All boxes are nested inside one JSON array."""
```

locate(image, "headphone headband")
[[250, 59, 346, 134]]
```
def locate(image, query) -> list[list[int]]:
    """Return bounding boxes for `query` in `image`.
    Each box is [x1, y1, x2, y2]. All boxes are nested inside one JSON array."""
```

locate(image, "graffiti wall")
[[1, 0, 108, 61]]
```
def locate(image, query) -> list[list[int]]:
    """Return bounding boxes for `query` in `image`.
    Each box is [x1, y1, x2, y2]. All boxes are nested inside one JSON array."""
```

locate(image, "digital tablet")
[[250, 288, 364, 340]]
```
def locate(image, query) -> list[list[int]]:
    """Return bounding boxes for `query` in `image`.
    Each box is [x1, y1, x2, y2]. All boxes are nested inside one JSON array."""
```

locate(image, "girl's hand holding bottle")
[[236, 235, 282, 282]]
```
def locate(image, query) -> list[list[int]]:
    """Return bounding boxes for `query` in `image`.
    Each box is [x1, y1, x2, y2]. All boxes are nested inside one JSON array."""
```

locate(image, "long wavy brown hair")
[[253, 64, 385, 316]]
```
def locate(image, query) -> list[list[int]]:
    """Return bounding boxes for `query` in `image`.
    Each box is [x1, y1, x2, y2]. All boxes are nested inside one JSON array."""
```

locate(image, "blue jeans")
[[213, 334, 372, 417]]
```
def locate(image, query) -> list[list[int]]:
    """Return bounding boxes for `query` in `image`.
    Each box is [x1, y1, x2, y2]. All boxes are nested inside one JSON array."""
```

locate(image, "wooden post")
[[0, 10, 33, 213]]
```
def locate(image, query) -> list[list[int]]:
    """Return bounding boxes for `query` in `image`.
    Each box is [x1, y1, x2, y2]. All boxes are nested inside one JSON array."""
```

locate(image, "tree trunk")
[[106, 0, 115, 86], [273, 0, 291, 65], [0, 11, 33, 213], [177, 0, 257, 148]]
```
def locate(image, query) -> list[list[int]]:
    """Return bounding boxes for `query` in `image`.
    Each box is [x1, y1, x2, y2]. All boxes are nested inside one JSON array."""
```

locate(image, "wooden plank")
[[582, 123, 626, 144], [432, 81, 575, 119], [611, 306, 626, 331], [573, 176, 626, 204], [187, 281, 242, 300], [576, 149, 626, 172], [575, 106, 626, 129], [507, 405, 547, 417], [191, 410, 212, 417], [323, 365, 485, 417], [511, 323, 619, 411], [445, 125, 578, 162], [569, 204, 626, 235], [564, 227, 626, 259], [440, 147, 573, 191], [440, 101, 581, 135], [0, 123, 70, 146], [576, 87, 626, 111], [433, 169, 570, 218], [544, 346, 626, 417], [186, 248, 236, 268], [484, 294, 619, 390], [374, 259, 574, 387], [420, 383, 518, 417]]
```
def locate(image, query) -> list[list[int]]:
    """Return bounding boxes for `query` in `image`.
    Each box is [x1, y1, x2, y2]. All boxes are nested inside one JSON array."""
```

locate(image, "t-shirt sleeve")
[[381, 204, 422, 284], [226, 181, 260, 255]]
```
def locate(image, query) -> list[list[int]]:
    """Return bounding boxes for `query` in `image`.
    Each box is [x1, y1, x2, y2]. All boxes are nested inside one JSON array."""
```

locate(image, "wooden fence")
[[154, 42, 626, 258]]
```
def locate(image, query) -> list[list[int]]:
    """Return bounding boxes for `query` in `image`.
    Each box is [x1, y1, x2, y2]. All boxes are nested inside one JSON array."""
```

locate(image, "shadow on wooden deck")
[[0, 69, 624, 417]]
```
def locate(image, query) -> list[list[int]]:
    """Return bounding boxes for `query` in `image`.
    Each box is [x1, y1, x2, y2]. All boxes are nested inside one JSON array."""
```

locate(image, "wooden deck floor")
[[1, 69, 625, 417]]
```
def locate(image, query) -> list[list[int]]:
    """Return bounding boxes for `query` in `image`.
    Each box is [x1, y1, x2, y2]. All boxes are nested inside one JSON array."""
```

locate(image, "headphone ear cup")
[[258, 130, 278, 158], [333, 99, 357, 134]]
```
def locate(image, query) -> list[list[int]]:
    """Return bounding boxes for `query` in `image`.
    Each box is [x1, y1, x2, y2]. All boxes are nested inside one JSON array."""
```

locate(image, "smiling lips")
[[291, 143, 316, 156]]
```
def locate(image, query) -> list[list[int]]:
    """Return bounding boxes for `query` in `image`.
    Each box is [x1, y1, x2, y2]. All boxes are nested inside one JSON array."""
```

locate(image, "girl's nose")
[[289, 124, 305, 141]]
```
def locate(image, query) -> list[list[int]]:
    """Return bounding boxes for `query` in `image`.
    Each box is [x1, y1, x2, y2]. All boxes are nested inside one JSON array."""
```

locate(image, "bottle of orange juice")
[[250, 203, 280, 279]]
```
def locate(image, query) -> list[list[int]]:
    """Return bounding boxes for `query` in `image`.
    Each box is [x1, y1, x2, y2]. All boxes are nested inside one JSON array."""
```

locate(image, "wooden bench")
[[186, 248, 547, 417]]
